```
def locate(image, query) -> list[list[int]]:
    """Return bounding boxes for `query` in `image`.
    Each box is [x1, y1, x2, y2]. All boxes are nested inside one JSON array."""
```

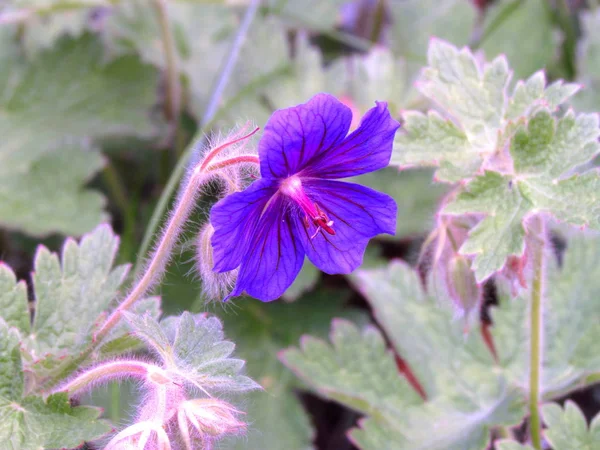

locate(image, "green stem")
[[152, 0, 182, 146], [529, 218, 545, 450], [133, 0, 261, 278]]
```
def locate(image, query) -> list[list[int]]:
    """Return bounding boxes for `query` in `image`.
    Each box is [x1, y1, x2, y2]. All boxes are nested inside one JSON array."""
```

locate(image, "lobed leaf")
[[123, 311, 259, 393], [542, 401, 600, 450], [0, 32, 159, 236]]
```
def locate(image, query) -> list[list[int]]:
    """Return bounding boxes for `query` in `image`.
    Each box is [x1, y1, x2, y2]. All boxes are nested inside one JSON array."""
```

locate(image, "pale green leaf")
[[495, 441, 535, 450], [418, 39, 510, 150], [391, 110, 478, 183], [281, 320, 421, 421], [0, 392, 110, 450], [392, 40, 578, 187], [0, 265, 29, 333], [25, 225, 127, 355], [481, 0, 556, 80], [510, 110, 599, 178], [542, 401, 600, 450], [124, 311, 259, 393], [0, 33, 158, 236], [0, 320, 23, 402], [389, 0, 476, 62], [506, 71, 579, 120], [574, 10, 600, 112], [443, 109, 600, 280], [443, 171, 529, 281], [218, 289, 366, 450], [284, 261, 525, 450]]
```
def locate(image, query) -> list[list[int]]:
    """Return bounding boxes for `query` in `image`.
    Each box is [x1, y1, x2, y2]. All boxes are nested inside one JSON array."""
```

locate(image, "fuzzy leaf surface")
[[0, 33, 158, 236], [123, 311, 259, 393], [0, 392, 110, 450], [284, 261, 525, 450], [542, 401, 600, 450], [444, 109, 600, 280], [219, 289, 366, 450], [392, 41, 579, 184]]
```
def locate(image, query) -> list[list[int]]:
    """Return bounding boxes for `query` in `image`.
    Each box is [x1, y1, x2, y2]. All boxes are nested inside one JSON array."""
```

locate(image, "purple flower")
[[210, 93, 400, 301]]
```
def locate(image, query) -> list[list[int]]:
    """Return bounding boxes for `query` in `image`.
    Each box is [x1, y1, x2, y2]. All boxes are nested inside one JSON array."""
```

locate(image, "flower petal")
[[259, 93, 352, 179], [227, 194, 305, 302], [306, 101, 400, 179], [295, 179, 396, 274], [210, 178, 278, 272]]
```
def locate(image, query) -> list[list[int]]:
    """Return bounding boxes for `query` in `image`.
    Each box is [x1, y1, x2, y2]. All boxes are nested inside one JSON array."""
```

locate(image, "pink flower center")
[[280, 176, 335, 238]]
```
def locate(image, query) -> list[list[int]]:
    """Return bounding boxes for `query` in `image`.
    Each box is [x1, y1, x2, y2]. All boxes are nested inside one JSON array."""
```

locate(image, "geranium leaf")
[[542, 401, 600, 450], [0, 33, 158, 236], [123, 311, 259, 393]]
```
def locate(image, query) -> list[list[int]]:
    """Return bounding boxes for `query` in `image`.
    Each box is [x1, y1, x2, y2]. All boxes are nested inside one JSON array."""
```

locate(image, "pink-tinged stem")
[[57, 360, 154, 396], [95, 153, 260, 343], [200, 127, 260, 171]]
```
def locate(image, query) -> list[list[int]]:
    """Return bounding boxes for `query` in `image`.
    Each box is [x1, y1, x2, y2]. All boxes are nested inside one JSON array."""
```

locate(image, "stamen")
[[280, 176, 336, 238]]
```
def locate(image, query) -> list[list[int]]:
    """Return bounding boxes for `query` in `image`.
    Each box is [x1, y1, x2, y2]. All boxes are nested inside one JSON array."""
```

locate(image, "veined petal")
[[295, 179, 396, 273], [259, 93, 352, 179], [211, 178, 278, 272], [227, 194, 305, 302], [305, 101, 400, 179]]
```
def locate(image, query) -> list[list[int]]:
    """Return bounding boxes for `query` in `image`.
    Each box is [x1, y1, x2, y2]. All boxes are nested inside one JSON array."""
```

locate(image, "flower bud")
[[177, 398, 246, 449], [196, 223, 237, 301], [446, 254, 482, 320]]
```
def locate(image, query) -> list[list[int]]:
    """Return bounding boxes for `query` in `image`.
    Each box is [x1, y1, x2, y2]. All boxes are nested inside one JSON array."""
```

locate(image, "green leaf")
[[281, 320, 421, 421], [0, 392, 110, 450], [0, 265, 29, 333], [495, 441, 535, 450], [123, 311, 259, 393], [389, 0, 476, 62], [542, 401, 600, 450], [25, 225, 127, 355], [0, 33, 158, 236], [481, 0, 556, 80], [443, 171, 529, 280], [283, 261, 525, 450], [218, 289, 366, 450], [392, 41, 579, 186], [443, 110, 600, 280], [0, 225, 159, 386], [574, 10, 600, 112], [0, 320, 23, 402], [391, 111, 478, 183]]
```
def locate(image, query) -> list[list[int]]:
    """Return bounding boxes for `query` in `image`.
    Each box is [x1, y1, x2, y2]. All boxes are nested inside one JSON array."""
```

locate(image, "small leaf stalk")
[[528, 216, 546, 450]]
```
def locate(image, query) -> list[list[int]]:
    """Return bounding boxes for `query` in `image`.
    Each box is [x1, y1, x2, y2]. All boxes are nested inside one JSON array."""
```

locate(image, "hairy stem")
[[56, 360, 155, 396], [153, 0, 181, 128], [529, 218, 545, 450], [95, 168, 206, 342], [134, 0, 261, 277]]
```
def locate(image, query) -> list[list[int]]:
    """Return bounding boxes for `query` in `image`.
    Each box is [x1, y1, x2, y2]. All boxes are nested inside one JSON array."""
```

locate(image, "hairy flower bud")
[[196, 223, 238, 301], [446, 254, 482, 324], [177, 399, 246, 449]]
